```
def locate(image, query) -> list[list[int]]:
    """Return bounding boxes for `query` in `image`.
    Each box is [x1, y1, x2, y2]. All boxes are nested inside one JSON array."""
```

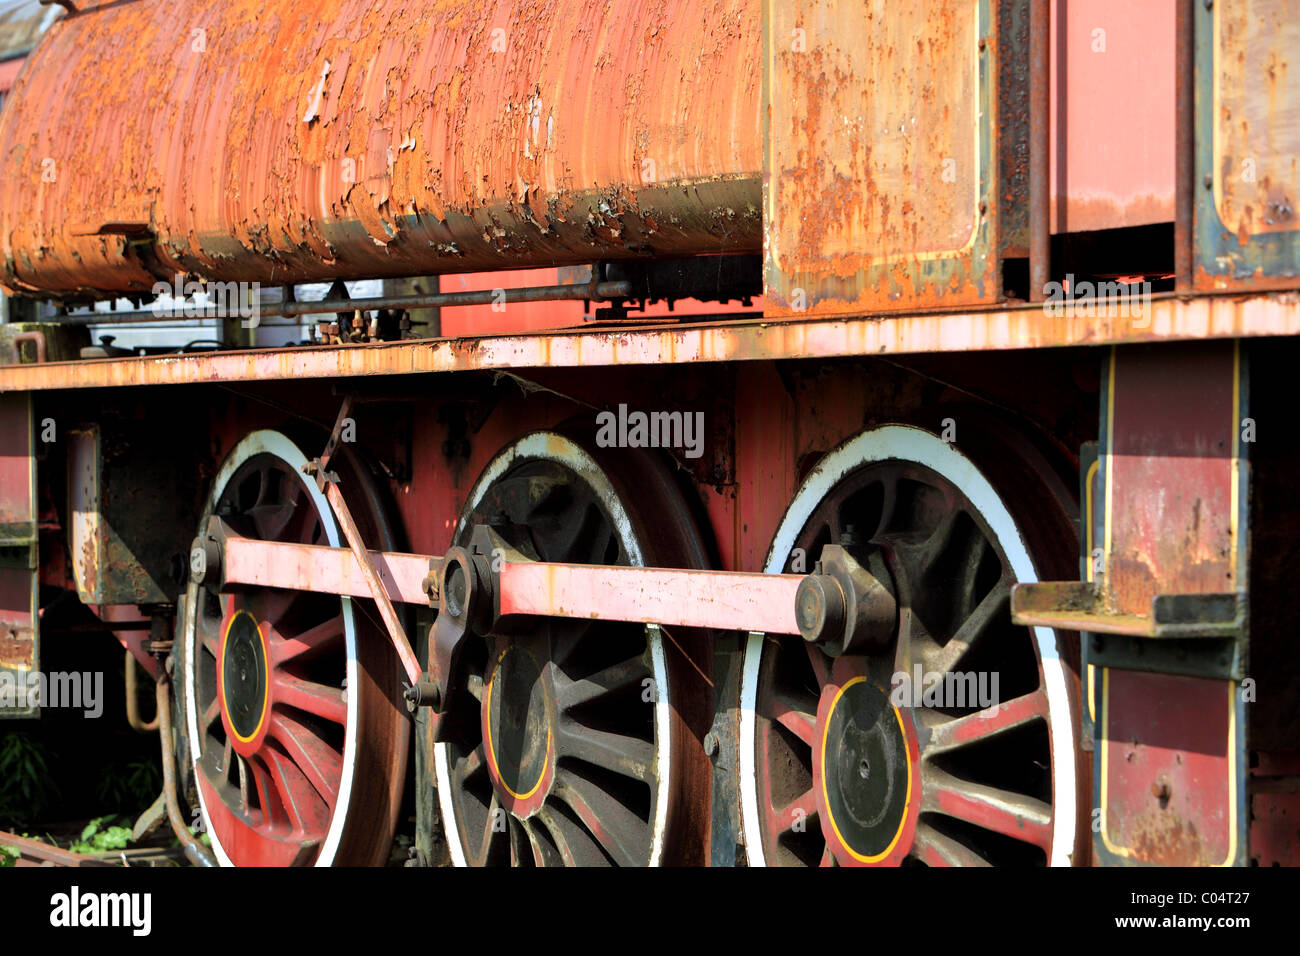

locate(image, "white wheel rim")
[[183, 429, 359, 867], [738, 424, 1078, 867], [434, 432, 672, 866]]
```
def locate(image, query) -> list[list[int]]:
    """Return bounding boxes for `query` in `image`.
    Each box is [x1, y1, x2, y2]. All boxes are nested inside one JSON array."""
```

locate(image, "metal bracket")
[[1011, 581, 1248, 679]]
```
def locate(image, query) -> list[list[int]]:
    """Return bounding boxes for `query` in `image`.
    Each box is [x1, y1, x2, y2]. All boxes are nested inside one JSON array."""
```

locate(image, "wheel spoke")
[[919, 503, 965, 571], [763, 689, 817, 748], [456, 744, 486, 783], [536, 805, 610, 866], [552, 769, 647, 867], [269, 614, 345, 666], [921, 579, 1010, 675], [202, 697, 221, 732], [236, 753, 252, 813], [273, 673, 347, 725], [522, 818, 562, 866], [477, 792, 503, 864], [555, 655, 647, 711], [246, 755, 280, 827], [259, 747, 326, 836], [921, 687, 1049, 757], [769, 787, 818, 836], [555, 719, 654, 782], [921, 767, 1052, 850], [508, 817, 526, 866], [910, 821, 992, 867], [270, 711, 342, 807]]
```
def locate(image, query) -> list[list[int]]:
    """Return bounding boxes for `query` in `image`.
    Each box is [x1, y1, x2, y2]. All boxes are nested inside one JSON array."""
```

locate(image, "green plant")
[[94, 758, 161, 812], [0, 843, 18, 867], [69, 816, 132, 855], [0, 731, 59, 825]]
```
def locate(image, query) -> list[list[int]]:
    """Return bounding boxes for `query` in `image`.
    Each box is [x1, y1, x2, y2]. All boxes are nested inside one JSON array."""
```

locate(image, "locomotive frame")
[[0, 0, 1297, 868]]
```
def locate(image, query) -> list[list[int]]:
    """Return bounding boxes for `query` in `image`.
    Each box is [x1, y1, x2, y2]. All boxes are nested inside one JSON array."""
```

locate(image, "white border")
[[434, 432, 672, 866], [738, 425, 1078, 867], [183, 429, 359, 867]]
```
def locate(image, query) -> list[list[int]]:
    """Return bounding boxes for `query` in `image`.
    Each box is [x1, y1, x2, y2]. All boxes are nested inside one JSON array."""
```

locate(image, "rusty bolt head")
[[703, 730, 720, 758]]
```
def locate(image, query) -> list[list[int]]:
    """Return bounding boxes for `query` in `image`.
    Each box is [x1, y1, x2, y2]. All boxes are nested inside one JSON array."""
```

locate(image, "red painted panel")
[[1108, 342, 1236, 616], [0, 392, 33, 525], [1051, 0, 1175, 233], [1102, 670, 1235, 865]]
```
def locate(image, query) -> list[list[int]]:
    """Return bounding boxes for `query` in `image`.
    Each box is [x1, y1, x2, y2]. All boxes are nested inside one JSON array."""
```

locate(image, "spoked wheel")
[[434, 430, 712, 866], [740, 424, 1085, 866], [181, 429, 409, 866]]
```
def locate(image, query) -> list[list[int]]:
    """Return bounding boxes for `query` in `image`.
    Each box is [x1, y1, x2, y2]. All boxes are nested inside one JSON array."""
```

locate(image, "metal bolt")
[[703, 731, 720, 757], [1204, 174, 1214, 190], [859, 758, 871, 780]]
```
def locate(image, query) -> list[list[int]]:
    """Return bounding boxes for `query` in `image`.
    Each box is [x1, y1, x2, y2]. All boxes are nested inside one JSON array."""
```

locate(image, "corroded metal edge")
[[1, 290, 1297, 391]]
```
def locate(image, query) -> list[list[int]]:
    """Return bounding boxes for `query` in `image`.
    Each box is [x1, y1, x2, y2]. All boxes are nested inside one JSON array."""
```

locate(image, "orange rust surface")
[[764, 0, 993, 317], [1213, 0, 1300, 242], [0, 0, 761, 297], [0, 626, 33, 669]]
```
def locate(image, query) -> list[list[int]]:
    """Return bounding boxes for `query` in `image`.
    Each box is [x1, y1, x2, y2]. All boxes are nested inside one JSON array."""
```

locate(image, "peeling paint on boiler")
[[0, 0, 762, 298]]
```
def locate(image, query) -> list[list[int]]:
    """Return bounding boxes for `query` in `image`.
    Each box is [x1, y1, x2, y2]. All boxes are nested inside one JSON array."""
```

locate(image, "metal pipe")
[[125, 649, 158, 733], [155, 675, 218, 867], [1029, 0, 1051, 302], [1175, 0, 1195, 292], [52, 280, 635, 326]]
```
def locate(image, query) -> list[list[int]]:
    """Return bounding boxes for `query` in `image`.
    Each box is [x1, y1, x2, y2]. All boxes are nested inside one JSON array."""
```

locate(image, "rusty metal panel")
[[0, 391, 37, 719], [67, 421, 194, 606], [0, 0, 761, 297], [1050, 0, 1175, 233], [763, 0, 997, 317], [1091, 341, 1250, 866], [1196, 0, 1300, 289]]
